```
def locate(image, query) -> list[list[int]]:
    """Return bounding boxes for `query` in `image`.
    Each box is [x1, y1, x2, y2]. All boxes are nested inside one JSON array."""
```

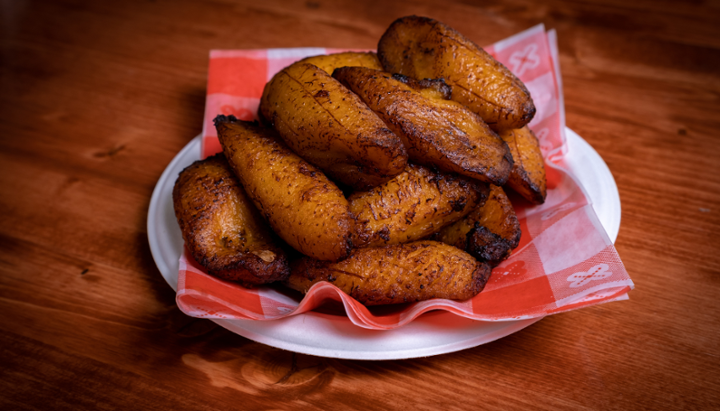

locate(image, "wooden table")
[[2, 0, 719, 409]]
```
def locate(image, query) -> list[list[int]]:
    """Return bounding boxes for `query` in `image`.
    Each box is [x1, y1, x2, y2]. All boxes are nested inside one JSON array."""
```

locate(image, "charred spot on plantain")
[[449, 197, 467, 212], [297, 163, 317, 177], [314, 89, 330, 99], [213, 114, 238, 126]]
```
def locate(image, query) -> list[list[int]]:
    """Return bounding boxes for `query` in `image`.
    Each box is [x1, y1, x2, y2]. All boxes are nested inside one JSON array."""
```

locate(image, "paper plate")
[[147, 128, 620, 360]]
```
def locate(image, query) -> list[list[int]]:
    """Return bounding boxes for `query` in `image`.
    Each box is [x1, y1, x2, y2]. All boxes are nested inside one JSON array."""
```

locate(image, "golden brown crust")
[[287, 241, 491, 305], [297, 51, 383, 75], [259, 62, 407, 190], [215, 116, 354, 261], [392, 74, 452, 100], [433, 184, 521, 266], [499, 126, 547, 204], [377, 15, 535, 131], [172, 154, 290, 286], [333, 66, 513, 186], [349, 164, 489, 248]]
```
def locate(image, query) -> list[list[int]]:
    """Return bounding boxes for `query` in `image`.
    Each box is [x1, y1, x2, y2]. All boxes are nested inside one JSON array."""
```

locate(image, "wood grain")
[[1, 0, 719, 409]]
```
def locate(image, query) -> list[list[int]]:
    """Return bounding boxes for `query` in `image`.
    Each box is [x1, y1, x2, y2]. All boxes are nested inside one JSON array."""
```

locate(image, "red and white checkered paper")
[[177, 24, 633, 330]]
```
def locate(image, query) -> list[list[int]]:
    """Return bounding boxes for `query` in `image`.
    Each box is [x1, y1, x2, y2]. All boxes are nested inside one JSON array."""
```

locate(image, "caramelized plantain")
[[333, 66, 513, 186], [296, 51, 383, 75], [172, 154, 290, 286], [215, 115, 354, 261], [434, 184, 521, 266], [378, 15, 535, 131], [499, 126, 547, 204], [349, 164, 489, 248], [287, 241, 491, 305], [259, 62, 407, 190]]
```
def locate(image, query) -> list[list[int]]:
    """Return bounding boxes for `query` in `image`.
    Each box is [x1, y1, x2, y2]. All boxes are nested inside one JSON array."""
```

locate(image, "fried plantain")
[[215, 115, 354, 261], [349, 163, 489, 248], [499, 126, 547, 204], [333, 66, 513, 186], [434, 184, 521, 266], [287, 241, 491, 305], [172, 154, 290, 286], [296, 51, 383, 75], [378, 15, 535, 131], [259, 62, 407, 190]]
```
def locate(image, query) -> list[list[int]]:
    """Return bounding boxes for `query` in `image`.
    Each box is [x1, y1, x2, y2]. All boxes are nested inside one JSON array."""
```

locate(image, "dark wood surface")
[[2, 0, 719, 409]]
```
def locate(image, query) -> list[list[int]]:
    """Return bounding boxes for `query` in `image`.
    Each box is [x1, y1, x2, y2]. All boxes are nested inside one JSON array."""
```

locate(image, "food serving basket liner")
[[175, 24, 634, 330]]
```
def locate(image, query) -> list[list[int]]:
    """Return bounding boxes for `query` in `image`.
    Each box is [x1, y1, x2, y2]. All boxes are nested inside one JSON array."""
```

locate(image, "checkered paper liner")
[[176, 24, 633, 330]]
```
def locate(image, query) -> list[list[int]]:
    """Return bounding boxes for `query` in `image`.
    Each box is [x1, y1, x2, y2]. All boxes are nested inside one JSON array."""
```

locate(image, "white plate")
[[147, 128, 620, 360]]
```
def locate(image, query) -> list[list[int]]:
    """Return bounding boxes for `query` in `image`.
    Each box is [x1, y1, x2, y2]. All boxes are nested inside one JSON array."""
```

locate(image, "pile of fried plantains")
[[173, 16, 547, 306]]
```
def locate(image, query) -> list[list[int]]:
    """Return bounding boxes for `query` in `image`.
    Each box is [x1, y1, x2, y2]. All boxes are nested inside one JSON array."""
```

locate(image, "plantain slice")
[[259, 62, 407, 190], [296, 51, 383, 75], [333, 66, 513, 186], [349, 163, 489, 248], [215, 115, 354, 261], [287, 241, 491, 306], [172, 154, 290, 286], [433, 184, 521, 266], [378, 15, 535, 131], [499, 126, 547, 204]]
